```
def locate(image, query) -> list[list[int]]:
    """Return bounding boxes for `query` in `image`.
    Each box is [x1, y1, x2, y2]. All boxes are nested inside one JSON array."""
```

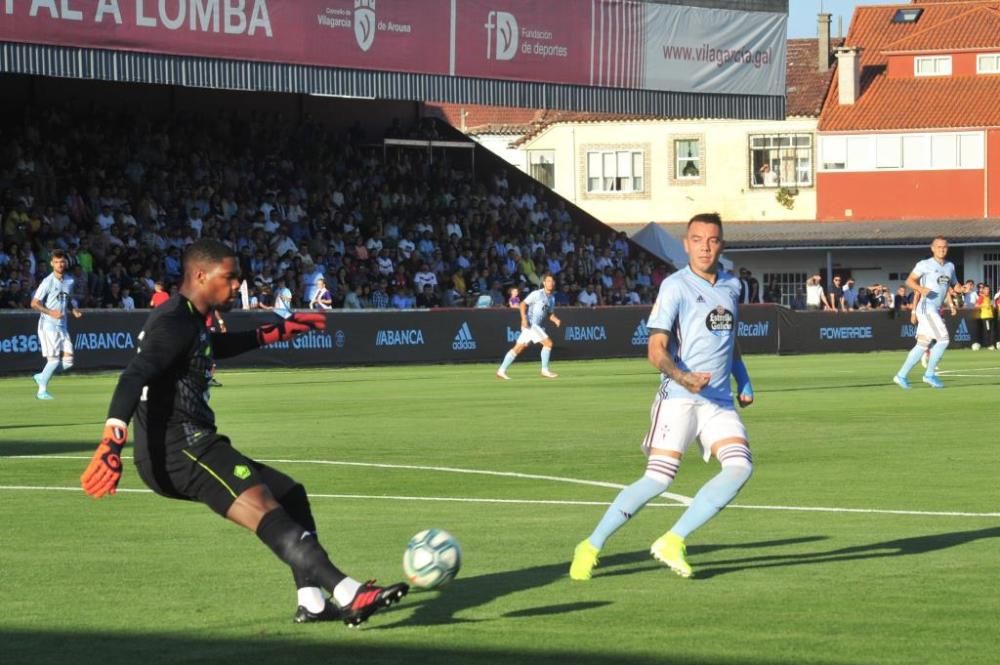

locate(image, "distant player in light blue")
[[30, 249, 83, 399], [570, 213, 754, 580], [496, 273, 561, 380], [893, 236, 958, 389]]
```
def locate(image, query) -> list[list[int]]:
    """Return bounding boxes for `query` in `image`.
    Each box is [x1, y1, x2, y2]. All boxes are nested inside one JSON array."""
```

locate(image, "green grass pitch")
[[1, 352, 998, 665]]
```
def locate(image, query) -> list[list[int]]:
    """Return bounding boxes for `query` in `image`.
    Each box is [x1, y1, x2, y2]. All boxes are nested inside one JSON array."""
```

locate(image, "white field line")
[[4, 455, 1000, 518], [0, 485, 676, 508], [935, 366, 1000, 376]]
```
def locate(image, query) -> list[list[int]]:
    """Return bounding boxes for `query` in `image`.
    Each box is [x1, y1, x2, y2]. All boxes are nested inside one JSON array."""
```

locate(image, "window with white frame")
[[674, 139, 701, 179], [749, 134, 813, 187], [762, 271, 808, 308], [915, 56, 951, 77], [902, 134, 931, 169], [527, 150, 555, 189], [876, 135, 902, 168], [977, 53, 1000, 74], [820, 136, 846, 170], [586, 150, 644, 193], [984, 253, 1000, 292], [820, 132, 984, 171]]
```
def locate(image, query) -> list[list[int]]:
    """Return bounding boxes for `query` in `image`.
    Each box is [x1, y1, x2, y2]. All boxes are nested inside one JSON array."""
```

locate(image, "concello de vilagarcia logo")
[[315, 0, 411, 52], [354, 0, 375, 52]]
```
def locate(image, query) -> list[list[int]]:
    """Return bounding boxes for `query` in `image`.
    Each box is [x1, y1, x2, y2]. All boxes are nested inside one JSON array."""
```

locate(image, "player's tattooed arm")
[[647, 328, 710, 393]]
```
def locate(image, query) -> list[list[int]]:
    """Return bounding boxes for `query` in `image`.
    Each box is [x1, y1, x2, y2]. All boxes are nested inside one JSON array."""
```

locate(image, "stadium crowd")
[[0, 106, 666, 312]]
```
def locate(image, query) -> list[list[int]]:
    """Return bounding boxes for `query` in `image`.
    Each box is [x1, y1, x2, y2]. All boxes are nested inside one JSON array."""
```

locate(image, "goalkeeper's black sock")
[[277, 485, 320, 590], [256, 507, 347, 593]]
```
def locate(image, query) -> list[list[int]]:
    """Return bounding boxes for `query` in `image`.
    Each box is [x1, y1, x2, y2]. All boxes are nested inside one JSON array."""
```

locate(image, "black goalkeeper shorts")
[[135, 435, 298, 517]]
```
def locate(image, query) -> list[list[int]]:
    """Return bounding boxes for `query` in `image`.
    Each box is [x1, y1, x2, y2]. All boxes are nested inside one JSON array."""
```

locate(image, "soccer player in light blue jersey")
[[893, 237, 958, 389], [496, 273, 562, 380], [30, 249, 83, 399], [570, 213, 754, 580]]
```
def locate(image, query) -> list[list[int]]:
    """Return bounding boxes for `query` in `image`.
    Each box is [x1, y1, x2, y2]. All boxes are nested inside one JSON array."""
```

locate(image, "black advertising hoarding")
[[0, 304, 932, 375], [777, 309, 977, 354]]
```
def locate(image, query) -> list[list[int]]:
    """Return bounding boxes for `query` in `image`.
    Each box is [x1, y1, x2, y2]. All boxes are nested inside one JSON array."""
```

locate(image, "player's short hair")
[[50, 249, 66, 260], [687, 212, 723, 230], [183, 239, 235, 272], [541, 272, 555, 281]]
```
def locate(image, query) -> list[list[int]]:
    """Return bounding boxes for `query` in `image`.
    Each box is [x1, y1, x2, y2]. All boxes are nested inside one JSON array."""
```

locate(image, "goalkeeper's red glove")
[[81, 419, 128, 499], [256, 312, 327, 346]]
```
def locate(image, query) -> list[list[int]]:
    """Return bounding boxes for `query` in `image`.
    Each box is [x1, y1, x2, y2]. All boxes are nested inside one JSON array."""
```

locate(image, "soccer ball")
[[972, 343, 982, 351], [403, 528, 461, 589]]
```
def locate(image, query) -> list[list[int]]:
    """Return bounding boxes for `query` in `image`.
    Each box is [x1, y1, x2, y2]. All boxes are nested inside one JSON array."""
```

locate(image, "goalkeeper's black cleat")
[[293, 600, 342, 624], [341, 581, 409, 628]]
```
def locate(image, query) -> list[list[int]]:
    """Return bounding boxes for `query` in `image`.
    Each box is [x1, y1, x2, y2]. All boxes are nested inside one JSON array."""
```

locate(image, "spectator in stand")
[[868, 284, 888, 309], [273, 278, 293, 315], [343, 284, 364, 309], [507, 287, 522, 308], [413, 263, 437, 293], [841, 278, 858, 311], [974, 284, 996, 350], [391, 287, 416, 309], [827, 275, 844, 311], [416, 284, 441, 308], [578, 283, 599, 307], [120, 287, 135, 311], [805, 274, 827, 311], [488, 281, 506, 307], [891, 285, 912, 318], [370, 280, 390, 309], [310, 278, 333, 310], [102, 282, 124, 309], [375, 248, 394, 277], [962, 280, 977, 308]]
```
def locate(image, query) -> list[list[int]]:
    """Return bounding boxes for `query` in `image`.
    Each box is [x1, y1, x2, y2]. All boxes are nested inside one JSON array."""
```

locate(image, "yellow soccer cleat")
[[569, 539, 600, 581], [650, 532, 693, 578]]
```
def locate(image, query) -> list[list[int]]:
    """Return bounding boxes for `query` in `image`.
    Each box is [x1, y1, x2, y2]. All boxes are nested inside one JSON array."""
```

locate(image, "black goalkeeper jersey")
[[107, 295, 258, 462]]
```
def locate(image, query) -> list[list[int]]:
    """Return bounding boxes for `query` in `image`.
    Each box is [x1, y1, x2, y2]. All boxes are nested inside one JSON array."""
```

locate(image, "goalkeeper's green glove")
[[81, 419, 128, 499], [256, 312, 327, 346]]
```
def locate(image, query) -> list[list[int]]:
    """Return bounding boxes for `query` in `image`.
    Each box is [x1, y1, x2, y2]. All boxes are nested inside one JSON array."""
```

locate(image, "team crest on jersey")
[[706, 305, 734, 336]]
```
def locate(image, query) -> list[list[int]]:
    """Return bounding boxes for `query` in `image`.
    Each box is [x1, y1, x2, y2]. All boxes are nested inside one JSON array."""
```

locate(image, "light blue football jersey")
[[647, 266, 741, 407], [33, 272, 75, 330], [911, 257, 957, 314], [523, 288, 555, 327]]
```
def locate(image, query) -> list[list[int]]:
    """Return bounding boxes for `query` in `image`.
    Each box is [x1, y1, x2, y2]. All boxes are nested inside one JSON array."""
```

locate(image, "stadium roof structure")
[[819, 0, 1000, 132], [640, 219, 1000, 250], [0, 0, 788, 121]]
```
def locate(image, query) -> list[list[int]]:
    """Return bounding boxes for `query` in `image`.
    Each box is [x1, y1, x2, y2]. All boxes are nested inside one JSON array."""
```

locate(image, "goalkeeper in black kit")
[[80, 239, 407, 627]]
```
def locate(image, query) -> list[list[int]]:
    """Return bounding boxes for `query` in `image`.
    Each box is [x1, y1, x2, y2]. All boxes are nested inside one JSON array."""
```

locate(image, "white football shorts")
[[516, 324, 549, 345], [38, 323, 73, 358], [915, 309, 949, 343], [640, 398, 748, 463]]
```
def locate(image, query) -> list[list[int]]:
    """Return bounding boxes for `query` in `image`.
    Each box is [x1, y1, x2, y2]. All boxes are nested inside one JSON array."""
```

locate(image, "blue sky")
[[787, 0, 895, 38]]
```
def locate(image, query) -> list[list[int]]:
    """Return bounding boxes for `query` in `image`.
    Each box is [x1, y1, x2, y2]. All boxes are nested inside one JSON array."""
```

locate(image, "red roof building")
[[817, 0, 1000, 221]]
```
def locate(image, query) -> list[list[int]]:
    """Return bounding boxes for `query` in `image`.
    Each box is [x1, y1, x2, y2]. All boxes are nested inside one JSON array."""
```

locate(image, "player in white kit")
[[570, 213, 754, 580], [30, 249, 83, 399], [893, 237, 958, 389], [496, 273, 562, 380]]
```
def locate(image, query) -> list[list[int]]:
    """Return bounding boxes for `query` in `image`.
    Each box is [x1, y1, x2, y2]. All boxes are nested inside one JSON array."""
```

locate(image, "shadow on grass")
[[694, 527, 1000, 579], [0, 440, 96, 456], [383, 549, 651, 628], [386, 537, 821, 628], [1, 629, 842, 665]]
